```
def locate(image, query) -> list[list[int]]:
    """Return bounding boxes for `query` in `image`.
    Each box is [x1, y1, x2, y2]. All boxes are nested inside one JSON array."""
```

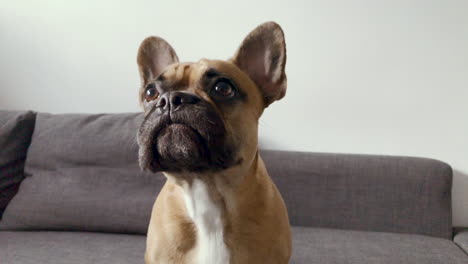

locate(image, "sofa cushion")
[[454, 228, 468, 255], [1, 227, 466, 264], [0, 111, 35, 219], [262, 150, 453, 239], [291, 227, 468, 264], [0, 113, 165, 234], [0, 231, 145, 264]]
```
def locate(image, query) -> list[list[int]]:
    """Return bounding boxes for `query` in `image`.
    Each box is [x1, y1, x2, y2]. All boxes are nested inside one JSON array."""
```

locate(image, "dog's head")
[[136, 22, 287, 173]]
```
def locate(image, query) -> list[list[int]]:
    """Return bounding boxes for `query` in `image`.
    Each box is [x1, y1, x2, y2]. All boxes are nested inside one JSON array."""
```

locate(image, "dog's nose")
[[157, 91, 200, 111]]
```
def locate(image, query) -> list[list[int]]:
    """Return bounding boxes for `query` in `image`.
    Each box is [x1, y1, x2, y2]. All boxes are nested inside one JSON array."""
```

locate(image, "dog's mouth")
[[150, 123, 210, 171], [137, 101, 236, 173]]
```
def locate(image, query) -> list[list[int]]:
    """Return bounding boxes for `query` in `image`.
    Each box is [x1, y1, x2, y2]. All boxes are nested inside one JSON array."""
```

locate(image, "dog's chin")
[[152, 123, 210, 172]]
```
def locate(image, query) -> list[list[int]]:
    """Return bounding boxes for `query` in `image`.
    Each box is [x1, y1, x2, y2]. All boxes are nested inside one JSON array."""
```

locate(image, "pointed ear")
[[137, 36, 179, 104], [232, 22, 287, 107]]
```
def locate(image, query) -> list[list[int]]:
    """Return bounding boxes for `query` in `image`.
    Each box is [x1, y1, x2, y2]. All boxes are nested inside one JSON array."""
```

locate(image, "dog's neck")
[[163, 150, 262, 263], [163, 149, 261, 208]]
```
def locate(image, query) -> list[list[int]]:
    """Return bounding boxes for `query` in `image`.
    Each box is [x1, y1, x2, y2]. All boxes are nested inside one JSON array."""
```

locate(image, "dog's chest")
[[183, 179, 230, 264]]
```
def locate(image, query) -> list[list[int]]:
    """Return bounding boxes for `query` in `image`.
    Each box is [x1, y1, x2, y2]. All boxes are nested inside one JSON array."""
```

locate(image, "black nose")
[[156, 91, 200, 111]]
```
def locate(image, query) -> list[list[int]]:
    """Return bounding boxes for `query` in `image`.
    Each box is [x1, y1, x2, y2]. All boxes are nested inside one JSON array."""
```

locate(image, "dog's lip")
[[138, 101, 230, 173], [151, 121, 195, 141], [147, 121, 205, 171]]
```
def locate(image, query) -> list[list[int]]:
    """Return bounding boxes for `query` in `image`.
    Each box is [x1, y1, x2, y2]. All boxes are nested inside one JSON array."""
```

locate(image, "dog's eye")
[[213, 80, 235, 98], [145, 85, 159, 101]]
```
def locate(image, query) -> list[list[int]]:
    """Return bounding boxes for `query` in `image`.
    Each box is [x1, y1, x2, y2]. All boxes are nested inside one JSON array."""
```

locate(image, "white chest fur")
[[183, 179, 230, 264]]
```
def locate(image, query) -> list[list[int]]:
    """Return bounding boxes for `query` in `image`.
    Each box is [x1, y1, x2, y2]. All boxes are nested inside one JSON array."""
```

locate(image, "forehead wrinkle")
[[159, 63, 197, 90], [187, 61, 208, 85], [175, 64, 188, 81]]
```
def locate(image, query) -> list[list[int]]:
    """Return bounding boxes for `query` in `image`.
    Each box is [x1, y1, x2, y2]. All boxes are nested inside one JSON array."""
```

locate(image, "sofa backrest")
[[261, 150, 453, 239], [0, 113, 165, 234], [0, 113, 453, 239], [0, 111, 36, 219]]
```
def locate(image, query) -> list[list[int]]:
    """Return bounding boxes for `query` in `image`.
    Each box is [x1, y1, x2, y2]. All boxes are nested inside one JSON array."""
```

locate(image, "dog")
[[136, 21, 291, 264]]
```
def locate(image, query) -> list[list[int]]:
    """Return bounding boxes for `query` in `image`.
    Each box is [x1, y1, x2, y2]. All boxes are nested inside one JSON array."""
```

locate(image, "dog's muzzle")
[[137, 91, 235, 173]]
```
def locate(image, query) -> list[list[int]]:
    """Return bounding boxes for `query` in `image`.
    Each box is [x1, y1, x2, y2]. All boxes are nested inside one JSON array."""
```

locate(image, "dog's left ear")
[[232, 22, 287, 107]]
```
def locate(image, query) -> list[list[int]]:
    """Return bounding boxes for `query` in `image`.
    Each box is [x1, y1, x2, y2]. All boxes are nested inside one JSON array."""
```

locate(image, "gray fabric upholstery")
[[0, 112, 455, 241], [291, 227, 468, 264], [261, 150, 453, 239], [0, 111, 35, 219], [1, 228, 466, 264], [0, 231, 145, 264], [0, 113, 165, 234], [454, 228, 468, 255]]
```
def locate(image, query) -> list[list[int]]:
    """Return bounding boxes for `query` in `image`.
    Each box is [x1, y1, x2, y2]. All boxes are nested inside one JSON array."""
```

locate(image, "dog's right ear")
[[137, 36, 179, 105]]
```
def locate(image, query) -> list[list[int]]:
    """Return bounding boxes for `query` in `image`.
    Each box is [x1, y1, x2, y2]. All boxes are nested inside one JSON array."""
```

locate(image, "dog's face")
[[136, 22, 287, 173]]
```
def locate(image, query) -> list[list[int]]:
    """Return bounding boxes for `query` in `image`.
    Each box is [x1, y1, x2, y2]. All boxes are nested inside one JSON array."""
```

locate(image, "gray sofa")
[[0, 110, 467, 264]]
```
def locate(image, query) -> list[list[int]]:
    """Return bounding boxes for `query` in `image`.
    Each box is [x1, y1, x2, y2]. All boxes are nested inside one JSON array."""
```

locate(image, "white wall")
[[1, 0, 467, 226]]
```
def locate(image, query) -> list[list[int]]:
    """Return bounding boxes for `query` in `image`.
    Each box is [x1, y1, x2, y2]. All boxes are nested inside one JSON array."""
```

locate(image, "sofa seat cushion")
[[454, 229, 468, 255], [291, 227, 468, 264], [0, 231, 145, 264], [1, 227, 466, 264]]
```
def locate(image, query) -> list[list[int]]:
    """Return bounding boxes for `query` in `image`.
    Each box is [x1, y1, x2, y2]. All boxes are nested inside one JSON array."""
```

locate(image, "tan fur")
[[144, 59, 291, 264], [140, 22, 291, 264]]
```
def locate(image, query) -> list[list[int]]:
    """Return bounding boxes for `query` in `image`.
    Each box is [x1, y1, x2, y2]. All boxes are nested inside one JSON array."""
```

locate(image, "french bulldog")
[[136, 21, 291, 264]]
